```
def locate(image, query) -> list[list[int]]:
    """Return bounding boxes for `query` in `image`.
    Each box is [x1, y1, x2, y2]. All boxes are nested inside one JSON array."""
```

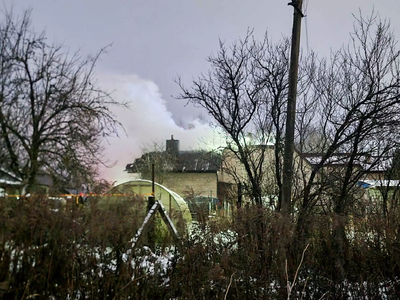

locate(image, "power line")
[[304, 0, 310, 55]]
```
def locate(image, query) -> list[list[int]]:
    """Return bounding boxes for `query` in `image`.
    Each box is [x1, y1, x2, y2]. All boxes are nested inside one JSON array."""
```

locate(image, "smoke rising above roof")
[[96, 73, 222, 183]]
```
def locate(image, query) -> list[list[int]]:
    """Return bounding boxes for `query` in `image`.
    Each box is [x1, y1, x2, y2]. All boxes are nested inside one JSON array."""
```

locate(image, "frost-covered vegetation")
[[1, 196, 400, 299]]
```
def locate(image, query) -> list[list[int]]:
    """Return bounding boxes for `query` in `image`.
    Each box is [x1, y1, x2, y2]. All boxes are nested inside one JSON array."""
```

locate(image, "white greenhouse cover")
[[109, 179, 192, 226]]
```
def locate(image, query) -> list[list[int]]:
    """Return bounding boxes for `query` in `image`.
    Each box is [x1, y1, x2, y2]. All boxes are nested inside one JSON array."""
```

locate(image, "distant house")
[[218, 144, 314, 207], [125, 136, 222, 201], [0, 167, 57, 197], [0, 167, 22, 197], [299, 152, 399, 213], [301, 153, 393, 181]]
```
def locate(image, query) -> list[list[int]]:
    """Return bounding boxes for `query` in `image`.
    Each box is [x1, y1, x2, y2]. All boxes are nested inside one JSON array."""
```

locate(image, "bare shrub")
[[1, 196, 400, 299]]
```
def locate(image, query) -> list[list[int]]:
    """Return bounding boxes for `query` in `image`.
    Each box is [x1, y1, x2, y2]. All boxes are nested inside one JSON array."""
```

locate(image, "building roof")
[[0, 167, 57, 188], [0, 167, 22, 186], [126, 150, 222, 174], [301, 153, 392, 172], [358, 180, 400, 188], [174, 151, 221, 173]]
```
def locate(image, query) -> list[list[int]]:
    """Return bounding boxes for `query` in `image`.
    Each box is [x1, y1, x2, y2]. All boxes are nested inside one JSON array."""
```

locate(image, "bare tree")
[[292, 13, 400, 275], [178, 32, 295, 207], [251, 36, 291, 209], [178, 31, 317, 211], [0, 9, 124, 193], [300, 13, 400, 217]]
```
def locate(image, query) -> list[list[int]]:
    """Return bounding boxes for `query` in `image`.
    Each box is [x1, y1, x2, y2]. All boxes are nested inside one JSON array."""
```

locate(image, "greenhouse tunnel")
[[102, 179, 192, 234]]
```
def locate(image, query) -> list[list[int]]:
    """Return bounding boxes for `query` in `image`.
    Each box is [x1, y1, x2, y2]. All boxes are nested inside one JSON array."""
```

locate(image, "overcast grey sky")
[[3, 0, 400, 182]]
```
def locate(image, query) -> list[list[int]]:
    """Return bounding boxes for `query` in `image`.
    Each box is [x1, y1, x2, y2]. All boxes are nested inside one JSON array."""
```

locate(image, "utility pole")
[[282, 0, 304, 215]]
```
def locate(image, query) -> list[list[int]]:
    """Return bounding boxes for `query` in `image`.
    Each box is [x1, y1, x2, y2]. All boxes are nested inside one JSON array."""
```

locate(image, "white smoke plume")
[[97, 73, 223, 183]]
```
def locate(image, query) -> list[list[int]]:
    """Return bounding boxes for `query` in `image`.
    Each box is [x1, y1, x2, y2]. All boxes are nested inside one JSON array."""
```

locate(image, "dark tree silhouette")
[[0, 9, 124, 193]]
